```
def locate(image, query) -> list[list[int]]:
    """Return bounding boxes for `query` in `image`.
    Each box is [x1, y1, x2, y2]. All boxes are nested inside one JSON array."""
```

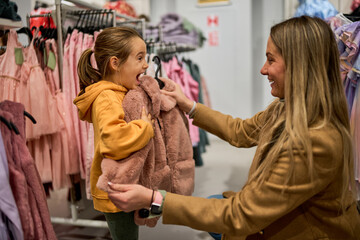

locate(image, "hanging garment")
[[0, 130, 23, 240], [22, 30, 61, 139], [63, 29, 83, 176], [162, 56, 200, 145], [0, 30, 29, 134], [43, 39, 72, 189], [146, 13, 205, 48], [103, 0, 137, 18], [29, 8, 56, 32], [97, 75, 195, 226], [72, 30, 88, 178], [294, 0, 338, 19], [0, 101, 57, 240], [330, 19, 360, 193], [333, 21, 360, 113], [183, 59, 210, 166], [327, 13, 352, 32], [63, 29, 93, 180], [0, 110, 33, 240]]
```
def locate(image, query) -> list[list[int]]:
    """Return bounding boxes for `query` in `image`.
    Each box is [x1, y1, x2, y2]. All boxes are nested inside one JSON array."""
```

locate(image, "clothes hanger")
[[16, 27, 33, 42], [152, 55, 165, 89], [343, 14, 360, 22], [0, 115, 13, 131], [24, 111, 37, 124], [88, 10, 96, 34], [98, 9, 106, 31], [9, 121, 19, 135], [0, 116, 19, 135]]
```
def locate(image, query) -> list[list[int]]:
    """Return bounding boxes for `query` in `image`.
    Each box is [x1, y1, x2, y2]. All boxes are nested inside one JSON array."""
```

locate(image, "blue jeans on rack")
[[207, 194, 223, 240]]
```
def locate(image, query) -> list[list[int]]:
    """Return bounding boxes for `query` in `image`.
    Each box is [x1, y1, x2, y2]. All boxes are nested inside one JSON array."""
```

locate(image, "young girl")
[[73, 27, 154, 240]]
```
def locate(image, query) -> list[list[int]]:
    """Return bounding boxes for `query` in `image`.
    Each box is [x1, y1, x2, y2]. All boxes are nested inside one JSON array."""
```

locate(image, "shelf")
[[0, 18, 22, 30]]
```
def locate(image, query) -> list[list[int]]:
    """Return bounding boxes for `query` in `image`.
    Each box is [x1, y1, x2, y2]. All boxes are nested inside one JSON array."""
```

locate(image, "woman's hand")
[[107, 183, 153, 212], [141, 106, 154, 126], [159, 77, 194, 113]]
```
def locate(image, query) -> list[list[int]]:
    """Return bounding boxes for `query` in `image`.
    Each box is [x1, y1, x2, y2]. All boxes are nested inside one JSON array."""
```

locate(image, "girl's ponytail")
[[77, 48, 102, 94]]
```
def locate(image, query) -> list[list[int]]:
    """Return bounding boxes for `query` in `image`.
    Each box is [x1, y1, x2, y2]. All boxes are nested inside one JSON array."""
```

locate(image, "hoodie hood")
[[73, 80, 128, 122]]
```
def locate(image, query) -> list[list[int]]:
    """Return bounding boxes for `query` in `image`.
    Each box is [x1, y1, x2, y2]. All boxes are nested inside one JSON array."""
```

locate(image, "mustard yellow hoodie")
[[73, 80, 154, 212]]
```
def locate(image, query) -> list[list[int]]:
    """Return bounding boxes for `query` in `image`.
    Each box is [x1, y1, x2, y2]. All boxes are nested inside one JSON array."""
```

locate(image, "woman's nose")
[[260, 63, 267, 75]]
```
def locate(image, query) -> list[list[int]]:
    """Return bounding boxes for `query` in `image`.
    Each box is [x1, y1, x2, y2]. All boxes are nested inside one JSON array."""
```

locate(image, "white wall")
[[252, 0, 284, 111]]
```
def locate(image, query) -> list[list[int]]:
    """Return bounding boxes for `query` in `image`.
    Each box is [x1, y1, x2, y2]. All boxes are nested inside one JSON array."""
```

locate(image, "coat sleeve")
[[192, 103, 267, 148], [162, 126, 343, 236], [93, 90, 154, 160]]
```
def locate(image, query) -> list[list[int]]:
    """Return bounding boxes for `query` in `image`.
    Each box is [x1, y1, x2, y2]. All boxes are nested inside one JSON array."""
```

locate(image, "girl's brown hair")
[[77, 27, 143, 93]]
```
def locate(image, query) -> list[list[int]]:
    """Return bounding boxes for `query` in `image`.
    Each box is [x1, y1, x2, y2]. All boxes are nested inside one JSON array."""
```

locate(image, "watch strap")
[[153, 191, 163, 205], [148, 190, 166, 218]]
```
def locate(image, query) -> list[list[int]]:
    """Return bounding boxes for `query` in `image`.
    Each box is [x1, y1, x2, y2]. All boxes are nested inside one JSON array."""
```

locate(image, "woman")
[[106, 16, 360, 239]]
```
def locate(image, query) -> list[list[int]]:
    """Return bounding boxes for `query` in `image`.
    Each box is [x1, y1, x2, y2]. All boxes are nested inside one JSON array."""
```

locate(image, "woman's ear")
[[109, 56, 119, 71]]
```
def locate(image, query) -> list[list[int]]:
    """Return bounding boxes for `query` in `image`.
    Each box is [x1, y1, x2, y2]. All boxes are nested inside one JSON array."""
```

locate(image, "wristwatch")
[[138, 191, 164, 218], [150, 191, 163, 215]]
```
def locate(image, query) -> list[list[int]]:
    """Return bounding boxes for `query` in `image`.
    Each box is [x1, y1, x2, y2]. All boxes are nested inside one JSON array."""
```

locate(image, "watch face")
[[139, 208, 150, 218], [150, 203, 161, 215]]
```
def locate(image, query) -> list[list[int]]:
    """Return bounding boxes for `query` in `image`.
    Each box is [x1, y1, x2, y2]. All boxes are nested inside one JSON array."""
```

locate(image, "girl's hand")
[[159, 78, 194, 113], [141, 106, 154, 126], [107, 183, 153, 212]]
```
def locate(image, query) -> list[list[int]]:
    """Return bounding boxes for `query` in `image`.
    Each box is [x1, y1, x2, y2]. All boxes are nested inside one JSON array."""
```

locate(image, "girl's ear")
[[109, 56, 119, 71]]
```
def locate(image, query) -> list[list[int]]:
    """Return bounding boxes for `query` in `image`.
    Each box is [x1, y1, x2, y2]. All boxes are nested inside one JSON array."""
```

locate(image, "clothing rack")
[[146, 24, 197, 56]]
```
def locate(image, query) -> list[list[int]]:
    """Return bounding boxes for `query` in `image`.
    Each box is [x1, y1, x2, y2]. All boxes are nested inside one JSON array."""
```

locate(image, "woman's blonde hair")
[[250, 16, 355, 210], [77, 27, 143, 94]]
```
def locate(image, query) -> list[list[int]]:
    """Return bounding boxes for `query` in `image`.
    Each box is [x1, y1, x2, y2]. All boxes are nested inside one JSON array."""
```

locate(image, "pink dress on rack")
[[62, 32, 81, 175], [66, 29, 83, 176], [21, 31, 61, 139], [74, 31, 89, 178], [21, 30, 62, 184], [0, 30, 29, 129], [44, 39, 72, 189]]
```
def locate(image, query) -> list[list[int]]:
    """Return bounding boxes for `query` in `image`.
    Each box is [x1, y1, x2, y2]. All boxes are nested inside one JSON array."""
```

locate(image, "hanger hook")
[[152, 56, 165, 89]]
